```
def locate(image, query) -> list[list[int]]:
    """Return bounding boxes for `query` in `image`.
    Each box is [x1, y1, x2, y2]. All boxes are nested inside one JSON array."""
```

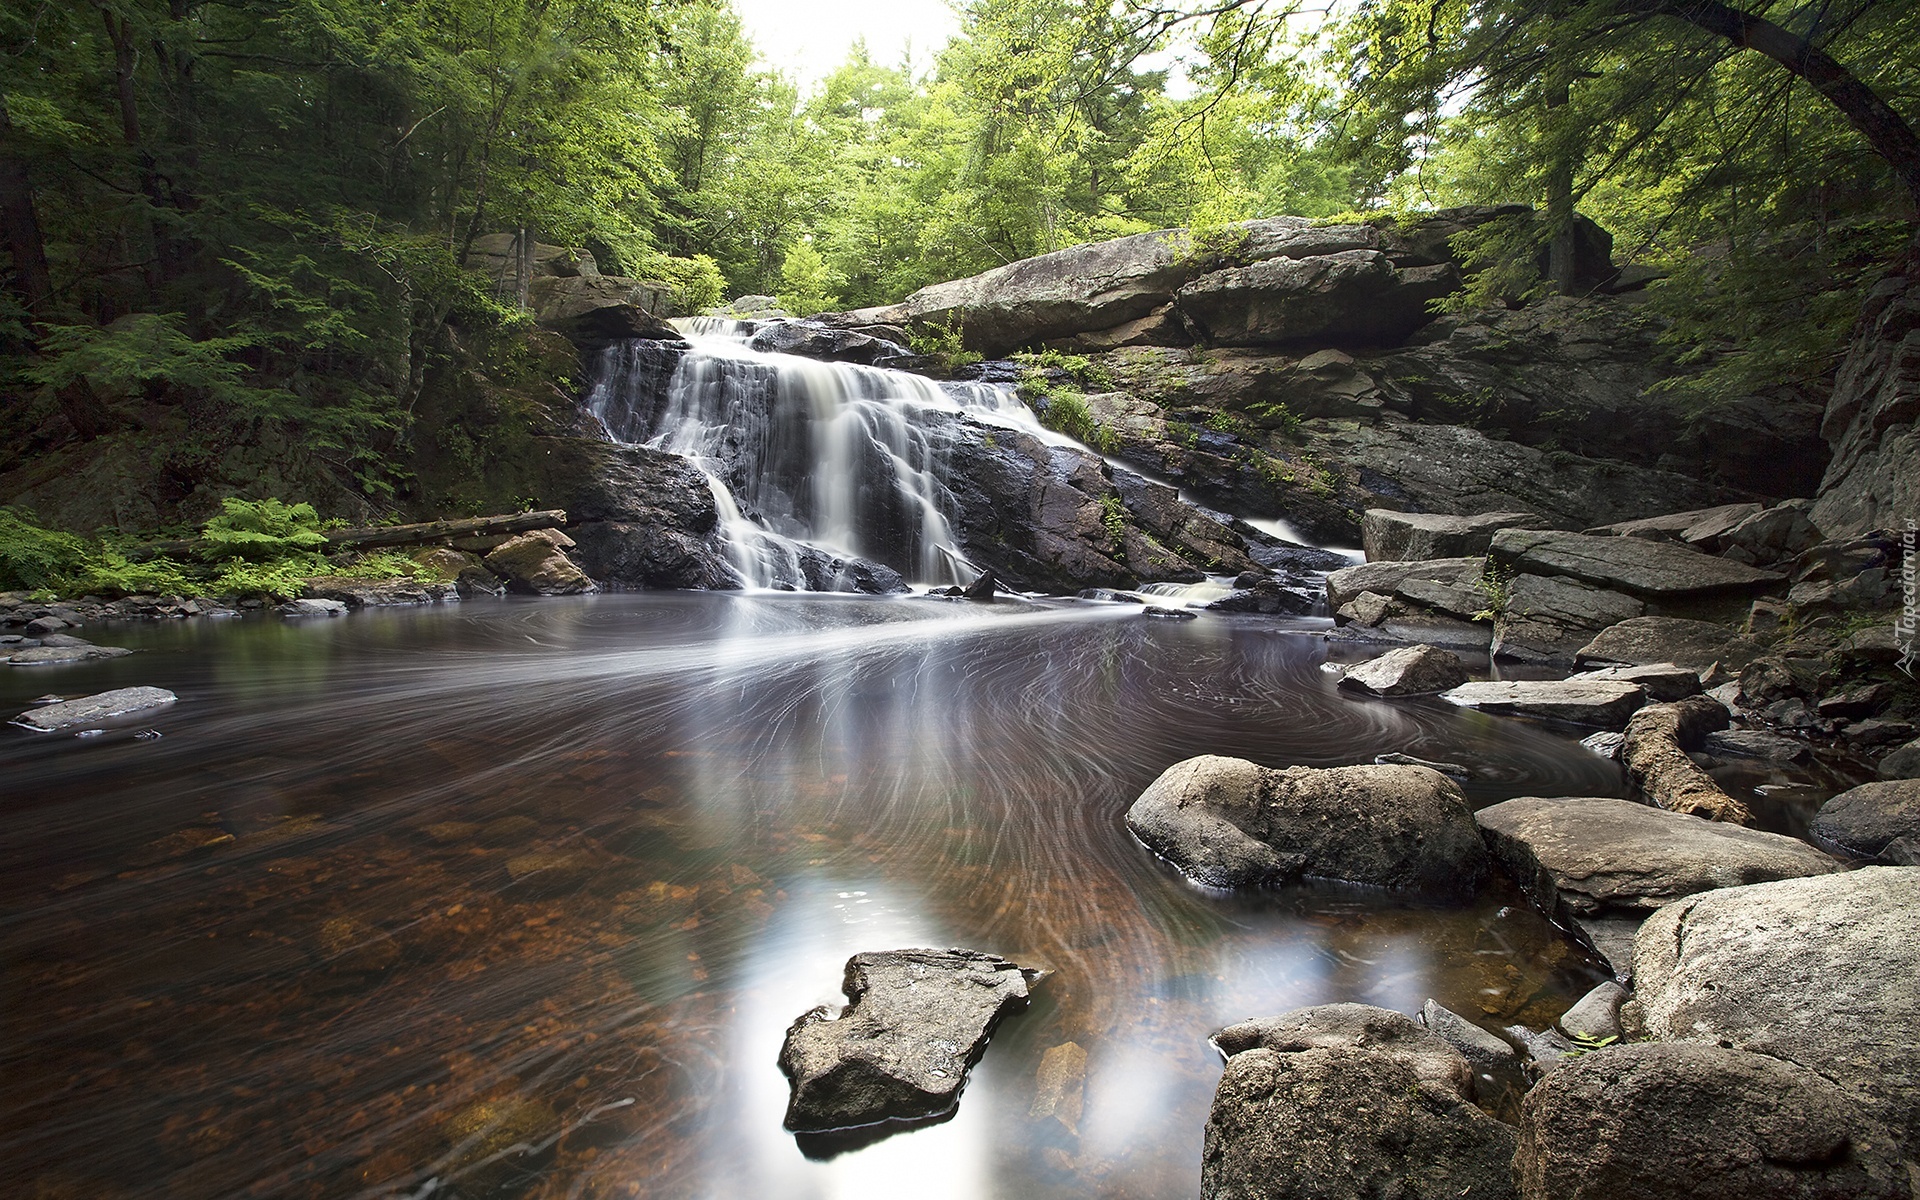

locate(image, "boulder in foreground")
[[1515, 1041, 1911, 1200], [1474, 795, 1838, 919], [1126, 756, 1489, 899], [1205, 1003, 1517, 1200], [1361, 508, 1544, 562], [779, 949, 1039, 1133], [1633, 867, 1920, 1157], [11, 686, 177, 731]]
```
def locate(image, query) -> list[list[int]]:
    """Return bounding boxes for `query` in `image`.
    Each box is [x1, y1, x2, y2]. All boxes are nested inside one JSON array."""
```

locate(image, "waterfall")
[[584, 321, 1037, 591]]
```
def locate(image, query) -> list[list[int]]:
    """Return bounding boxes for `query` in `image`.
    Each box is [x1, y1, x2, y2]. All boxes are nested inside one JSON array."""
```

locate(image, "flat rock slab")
[[1567, 662, 1702, 702], [1491, 528, 1783, 598], [1475, 795, 1838, 917], [1442, 679, 1647, 728], [11, 686, 177, 732], [1810, 780, 1920, 862], [779, 948, 1039, 1133], [1126, 755, 1490, 898], [6, 644, 134, 665], [1515, 1041, 1911, 1200], [1325, 556, 1484, 612], [1575, 615, 1759, 671], [1633, 867, 1920, 1159], [1205, 1004, 1517, 1200]]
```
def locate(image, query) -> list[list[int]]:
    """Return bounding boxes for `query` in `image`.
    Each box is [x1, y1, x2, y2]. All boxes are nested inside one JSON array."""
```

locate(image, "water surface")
[[4, 595, 1659, 1198]]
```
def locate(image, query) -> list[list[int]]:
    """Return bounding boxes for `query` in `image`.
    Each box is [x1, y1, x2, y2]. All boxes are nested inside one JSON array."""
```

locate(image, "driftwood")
[[132, 510, 567, 559]]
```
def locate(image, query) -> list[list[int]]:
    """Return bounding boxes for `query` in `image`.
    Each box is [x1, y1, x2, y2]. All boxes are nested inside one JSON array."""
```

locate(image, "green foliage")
[[1472, 562, 1517, 623], [0, 509, 92, 591], [25, 315, 259, 404], [907, 315, 982, 371], [1248, 398, 1302, 440], [1033, 391, 1121, 454], [633, 253, 727, 316], [199, 499, 328, 562], [1100, 494, 1128, 551], [776, 241, 842, 317]]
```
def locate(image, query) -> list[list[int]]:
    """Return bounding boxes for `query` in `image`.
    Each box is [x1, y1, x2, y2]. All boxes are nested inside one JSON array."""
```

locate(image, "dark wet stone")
[[1810, 780, 1920, 863], [779, 948, 1040, 1135]]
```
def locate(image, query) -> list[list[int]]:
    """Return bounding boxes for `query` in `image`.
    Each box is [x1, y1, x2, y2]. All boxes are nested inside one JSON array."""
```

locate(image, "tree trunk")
[[0, 93, 54, 318], [1626, 0, 1920, 211], [1543, 72, 1579, 295]]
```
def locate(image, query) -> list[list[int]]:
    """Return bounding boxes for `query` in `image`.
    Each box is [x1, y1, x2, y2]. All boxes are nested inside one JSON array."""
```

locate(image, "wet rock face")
[[1632, 867, 1920, 1157], [1204, 1004, 1518, 1200], [1575, 615, 1761, 672], [1810, 259, 1920, 540], [1125, 756, 1491, 900], [1172, 250, 1458, 348], [1489, 528, 1784, 600], [778, 949, 1039, 1133], [1515, 1041, 1913, 1200], [1362, 509, 1545, 562], [1474, 795, 1839, 919]]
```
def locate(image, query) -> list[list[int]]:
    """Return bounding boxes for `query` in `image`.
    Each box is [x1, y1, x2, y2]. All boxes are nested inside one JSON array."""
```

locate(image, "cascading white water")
[[584, 320, 1038, 590]]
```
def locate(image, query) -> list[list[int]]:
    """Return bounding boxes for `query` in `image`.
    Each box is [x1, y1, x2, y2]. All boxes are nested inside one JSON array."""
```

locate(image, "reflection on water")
[[3, 594, 1642, 1198]]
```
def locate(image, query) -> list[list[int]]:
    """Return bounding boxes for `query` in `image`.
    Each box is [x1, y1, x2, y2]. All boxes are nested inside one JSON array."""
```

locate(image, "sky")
[[731, 0, 962, 88]]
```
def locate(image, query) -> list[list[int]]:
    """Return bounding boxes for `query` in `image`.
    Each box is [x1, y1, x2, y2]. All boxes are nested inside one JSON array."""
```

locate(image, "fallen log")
[[129, 510, 568, 559]]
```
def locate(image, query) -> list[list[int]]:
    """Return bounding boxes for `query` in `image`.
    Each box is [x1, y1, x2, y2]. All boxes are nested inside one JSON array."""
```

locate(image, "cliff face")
[[1811, 253, 1920, 539]]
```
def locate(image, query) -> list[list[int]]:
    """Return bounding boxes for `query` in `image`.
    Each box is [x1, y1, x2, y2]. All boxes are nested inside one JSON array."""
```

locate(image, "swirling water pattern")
[[2, 595, 1643, 1199]]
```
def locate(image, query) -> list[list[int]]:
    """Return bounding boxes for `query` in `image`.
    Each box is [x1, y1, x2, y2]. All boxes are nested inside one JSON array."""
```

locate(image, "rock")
[[10, 686, 178, 731], [1881, 738, 1920, 780], [1717, 502, 1820, 566], [1174, 249, 1459, 347], [1575, 615, 1760, 671], [280, 598, 347, 618], [1204, 578, 1317, 615], [1337, 643, 1469, 696], [530, 274, 676, 343], [1566, 662, 1703, 702], [483, 529, 596, 595], [1204, 1004, 1517, 1200], [1489, 528, 1784, 599], [1143, 605, 1197, 620], [1474, 795, 1838, 918], [1819, 682, 1892, 719], [1573, 912, 1644, 982], [1586, 502, 1765, 544], [1622, 696, 1749, 823], [1125, 755, 1489, 898], [1326, 556, 1485, 613], [23, 615, 68, 634], [1632, 868, 1920, 1156], [778, 948, 1039, 1132], [1514, 1041, 1912, 1200], [1809, 257, 1920, 540], [1375, 752, 1472, 779], [746, 319, 915, 366], [1421, 999, 1522, 1076], [1557, 981, 1628, 1042], [302, 579, 458, 607], [961, 570, 998, 601], [1702, 729, 1809, 762], [1846, 718, 1918, 747], [1490, 573, 1644, 664], [1504, 1025, 1577, 1077], [1810, 780, 1920, 863], [6, 643, 134, 665], [1442, 679, 1648, 727], [1361, 508, 1545, 562], [1029, 1042, 1087, 1136], [792, 546, 910, 595], [1580, 731, 1624, 760]]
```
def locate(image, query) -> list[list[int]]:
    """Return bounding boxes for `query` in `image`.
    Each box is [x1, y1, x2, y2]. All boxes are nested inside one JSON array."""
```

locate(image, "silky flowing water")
[[0, 593, 1676, 1199]]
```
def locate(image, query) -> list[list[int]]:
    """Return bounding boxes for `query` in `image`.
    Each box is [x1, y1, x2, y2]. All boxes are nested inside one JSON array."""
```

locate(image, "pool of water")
[[1, 593, 1700, 1198]]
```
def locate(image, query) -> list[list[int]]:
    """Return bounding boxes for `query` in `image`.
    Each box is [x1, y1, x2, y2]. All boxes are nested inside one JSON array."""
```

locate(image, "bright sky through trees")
[[732, 0, 960, 83]]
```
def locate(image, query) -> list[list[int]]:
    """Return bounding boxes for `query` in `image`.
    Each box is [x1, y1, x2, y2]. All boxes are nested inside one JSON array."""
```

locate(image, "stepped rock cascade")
[[585, 319, 1037, 590]]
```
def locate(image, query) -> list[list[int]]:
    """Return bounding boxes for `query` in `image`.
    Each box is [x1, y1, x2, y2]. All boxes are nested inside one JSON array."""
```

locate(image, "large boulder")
[[1204, 1004, 1518, 1200], [1587, 503, 1766, 544], [483, 528, 597, 595], [778, 948, 1040, 1133], [1633, 867, 1920, 1155], [1809, 256, 1920, 540], [1474, 795, 1839, 919], [1810, 780, 1920, 863], [1442, 679, 1648, 727], [530, 274, 677, 342], [1514, 1041, 1912, 1200], [1173, 250, 1458, 348], [1575, 615, 1761, 671], [1490, 573, 1645, 664], [1326, 556, 1486, 614], [1362, 508, 1545, 561], [1489, 528, 1784, 601], [1124, 756, 1490, 899], [1338, 643, 1469, 696], [1566, 662, 1704, 702]]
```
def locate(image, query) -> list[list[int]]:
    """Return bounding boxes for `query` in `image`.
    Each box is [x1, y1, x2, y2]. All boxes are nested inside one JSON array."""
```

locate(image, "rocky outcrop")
[[1125, 755, 1490, 898], [1809, 254, 1920, 539], [462, 233, 678, 343], [1810, 780, 1920, 863], [1632, 868, 1920, 1157], [1204, 1004, 1518, 1200], [1337, 643, 1469, 696], [1489, 528, 1784, 602], [1474, 795, 1837, 920], [1514, 1042, 1912, 1200], [11, 686, 177, 731], [1442, 679, 1648, 727], [1363, 509, 1544, 561], [1490, 573, 1644, 664], [778, 948, 1040, 1133], [1172, 250, 1458, 348], [1621, 696, 1749, 823], [1566, 662, 1703, 702], [746, 319, 918, 368], [1575, 616, 1761, 671]]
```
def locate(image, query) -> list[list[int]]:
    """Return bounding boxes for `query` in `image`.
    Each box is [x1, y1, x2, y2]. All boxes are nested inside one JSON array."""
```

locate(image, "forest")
[[0, 0, 1916, 528]]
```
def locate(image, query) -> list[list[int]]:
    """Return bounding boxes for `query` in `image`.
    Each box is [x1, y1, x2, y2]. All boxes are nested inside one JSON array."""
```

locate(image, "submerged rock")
[[1633, 867, 1920, 1156], [1515, 1042, 1912, 1200], [779, 949, 1040, 1133], [11, 686, 177, 732], [1204, 1004, 1517, 1200], [1442, 679, 1648, 727], [1125, 755, 1489, 899], [1474, 795, 1838, 919], [6, 642, 134, 665], [1337, 643, 1468, 696]]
